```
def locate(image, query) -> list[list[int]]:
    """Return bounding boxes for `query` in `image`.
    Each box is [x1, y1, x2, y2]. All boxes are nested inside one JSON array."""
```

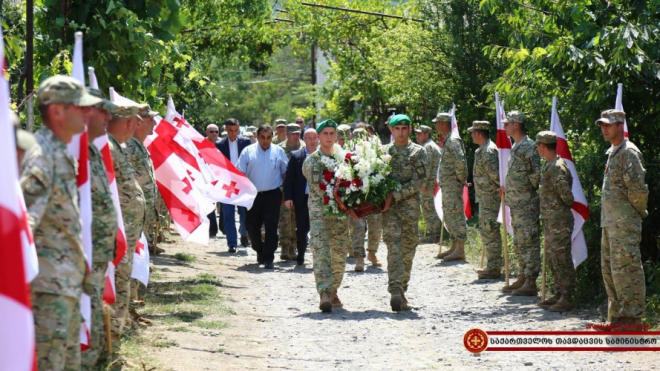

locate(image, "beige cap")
[[468, 120, 490, 132], [595, 109, 625, 125], [37, 75, 102, 107], [415, 125, 432, 134], [535, 130, 557, 144]]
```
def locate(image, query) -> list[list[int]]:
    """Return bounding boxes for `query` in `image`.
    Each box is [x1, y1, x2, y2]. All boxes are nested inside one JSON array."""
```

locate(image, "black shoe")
[[240, 236, 250, 247], [257, 252, 264, 264], [296, 261, 304, 266], [228, 246, 237, 253], [264, 262, 274, 269]]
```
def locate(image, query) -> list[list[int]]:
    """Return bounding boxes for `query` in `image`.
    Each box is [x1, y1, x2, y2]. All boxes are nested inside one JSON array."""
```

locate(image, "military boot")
[[355, 257, 365, 271], [502, 274, 525, 293], [511, 279, 538, 296], [288, 245, 298, 261], [443, 241, 466, 262], [401, 290, 412, 311], [319, 292, 332, 313], [436, 241, 455, 259], [129, 308, 152, 326], [549, 294, 573, 312], [477, 267, 502, 280], [390, 292, 403, 312], [330, 290, 343, 308], [367, 252, 382, 267], [280, 246, 289, 261], [538, 293, 561, 309]]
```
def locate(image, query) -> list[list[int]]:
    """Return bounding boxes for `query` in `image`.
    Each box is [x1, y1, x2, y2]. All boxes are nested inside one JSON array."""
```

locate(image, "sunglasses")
[[209, 130, 219, 133]]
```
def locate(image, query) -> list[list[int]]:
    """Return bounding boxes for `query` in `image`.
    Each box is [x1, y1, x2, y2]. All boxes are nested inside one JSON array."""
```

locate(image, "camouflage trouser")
[[443, 189, 467, 242], [81, 262, 110, 369], [278, 204, 297, 254], [309, 215, 349, 294], [158, 196, 173, 240], [602, 223, 645, 319], [543, 217, 575, 297], [510, 203, 541, 280], [383, 196, 420, 293], [479, 197, 502, 270], [130, 278, 143, 309], [349, 213, 382, 258], [420, 192, 440, 237], [32, 292, 81, 371], [110, 250, 134, 347]]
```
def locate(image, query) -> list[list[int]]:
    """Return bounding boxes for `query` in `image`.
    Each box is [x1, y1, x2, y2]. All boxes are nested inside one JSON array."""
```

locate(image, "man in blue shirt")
[[237, 125, 289, 269]]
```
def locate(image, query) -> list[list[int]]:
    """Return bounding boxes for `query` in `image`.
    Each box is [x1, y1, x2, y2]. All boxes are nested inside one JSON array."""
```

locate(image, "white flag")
[[131, 233, 150, 286]]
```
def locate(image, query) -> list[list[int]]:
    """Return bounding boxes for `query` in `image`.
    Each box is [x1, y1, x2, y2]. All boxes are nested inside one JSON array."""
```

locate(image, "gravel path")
[[148, 234, 659, 371]]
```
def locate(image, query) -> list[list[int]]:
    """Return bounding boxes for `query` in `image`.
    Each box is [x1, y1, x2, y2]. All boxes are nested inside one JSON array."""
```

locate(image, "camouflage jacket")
[[539, 156, 573, 220], [280, 140, 304, 160], [272, 136, 287, 146], [422, 138, 441, 194], [473, 139, 500, 204], [601, 139, 648, 227], [437, 132, 467, 193], [505, 135, 541, 208], [89, 143, 118, 262], [20, 127, 86, 298], [126, 137, 157, 225], [302, 149, 342, 220], [108, 134, 146, 230], [384, 141, 428, 202]]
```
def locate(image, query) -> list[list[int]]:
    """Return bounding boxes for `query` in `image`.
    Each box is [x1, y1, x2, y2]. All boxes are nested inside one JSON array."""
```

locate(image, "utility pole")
[[25, 0, 35, 132]]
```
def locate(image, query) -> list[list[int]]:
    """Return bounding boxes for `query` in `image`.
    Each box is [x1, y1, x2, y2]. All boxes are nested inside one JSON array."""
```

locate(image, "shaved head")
[[206, 124, 220, 142]]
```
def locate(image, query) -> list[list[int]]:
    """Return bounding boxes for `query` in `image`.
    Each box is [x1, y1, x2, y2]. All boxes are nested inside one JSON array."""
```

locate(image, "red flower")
[[319, 183, 327, 191], [352, 178, 362, 188], [340, 180, 351, 188], [323, 169, 334, 183], [323, 195, 330, 204], [344, 153, 353, 163]]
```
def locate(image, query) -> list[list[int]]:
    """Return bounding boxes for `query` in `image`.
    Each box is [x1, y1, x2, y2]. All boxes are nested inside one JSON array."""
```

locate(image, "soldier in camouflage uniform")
[[81, 88, 119, 369], [302, 119, 350, 312], [433, 112, 468, 262], [382, 114, 428, 311], [107, 102, 146, 351], [596, 109, 648, 328], [469, 120, 503, 279], [272, 119, 287, 145], [125, 103, 160, 327], [534, 131, 575, 311], [21, 76, 102, 371], [279, 123, 304, 260], [415, 124, 442, 242], [500, 111, 542, 296]]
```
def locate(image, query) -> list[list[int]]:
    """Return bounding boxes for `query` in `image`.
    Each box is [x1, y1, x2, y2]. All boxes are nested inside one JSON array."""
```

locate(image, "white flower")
[[381, 154, 392, 162]]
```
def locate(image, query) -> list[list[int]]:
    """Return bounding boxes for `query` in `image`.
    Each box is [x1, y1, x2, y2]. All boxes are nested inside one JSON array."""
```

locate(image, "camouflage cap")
[[243, 131, 254, 138], [246, 125, 257, 133], [286, 123, 301, 134], [535, 130, 557, 144], [431, 112, 451, 123], [352, 127, 367, 136], [415, 125, 433, 134], [595, 109, 625, 125], [110, 102, 143, 121], [13, 111, 36, 151], [37, 75, 103, 107], [468, 120, 491, 132], [138, 103, 159, 119], [221, 131, 228, 137], [502, 111, 525, 124], [275, 119, 287, 128], [86, 87, 116, 112]]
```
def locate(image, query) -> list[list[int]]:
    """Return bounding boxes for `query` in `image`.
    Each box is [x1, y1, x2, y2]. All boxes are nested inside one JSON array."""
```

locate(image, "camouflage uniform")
[[437, 131, 468, 242], [302, 150, 350, 294], [108, 133, 146, 342], [273, 119, 287, 145], [505, 135, 541, 280], [349, 214, 382, 258], [382, 141, 428, 293], [420, 137, 441, 238], [472, 134, 502, 271], [598, 110, 648, 320], [279, 137, 303, 258], [21, 127, 87, 371], [540, 154, 575, 299], [81, 143, 118, 369]]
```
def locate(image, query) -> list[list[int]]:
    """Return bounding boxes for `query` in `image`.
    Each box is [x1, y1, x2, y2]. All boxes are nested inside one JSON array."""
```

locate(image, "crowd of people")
[[15, 73, 649, 370]]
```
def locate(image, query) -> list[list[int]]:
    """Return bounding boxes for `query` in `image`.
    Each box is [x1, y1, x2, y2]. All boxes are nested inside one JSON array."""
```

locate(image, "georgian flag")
[[131, 233, 150, 286], [69, 31, 92, 350], [88, 67, 127, 305], [0, 24, 37, 371], [550, 97, 590, 267], [615, 83, 629, 138], [495, 92, 513, 236]]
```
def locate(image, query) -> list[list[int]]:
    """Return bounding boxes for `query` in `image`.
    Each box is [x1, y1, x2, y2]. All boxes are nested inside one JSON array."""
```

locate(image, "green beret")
[[316, 119, 338, 133], [389, 114, 411, 127], [535, 130, 557, 144]]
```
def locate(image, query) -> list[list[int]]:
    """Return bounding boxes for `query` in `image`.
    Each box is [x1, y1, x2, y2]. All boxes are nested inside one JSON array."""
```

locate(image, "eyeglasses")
[[209, 130, 219, 133]]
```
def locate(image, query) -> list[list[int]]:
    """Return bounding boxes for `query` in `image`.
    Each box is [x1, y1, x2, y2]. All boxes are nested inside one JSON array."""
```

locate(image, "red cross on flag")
[[0, 25, 37, 371], [495, 92, 513, 236], [131, 233, 150, 286], [550, 97, 590, 267], [88, 67, 127, 305], [69, 31, 92, 350]]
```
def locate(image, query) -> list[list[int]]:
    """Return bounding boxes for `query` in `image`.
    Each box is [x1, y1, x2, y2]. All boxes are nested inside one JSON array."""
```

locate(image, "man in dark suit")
[[284, 128, 318, 265], [218, 118, 252, 252]]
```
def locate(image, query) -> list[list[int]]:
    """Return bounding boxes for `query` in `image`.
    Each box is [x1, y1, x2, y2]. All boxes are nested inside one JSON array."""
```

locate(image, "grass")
[[168, 326, 191, 332], [193, 320, 228, 330], [173, 252, 196, 262]]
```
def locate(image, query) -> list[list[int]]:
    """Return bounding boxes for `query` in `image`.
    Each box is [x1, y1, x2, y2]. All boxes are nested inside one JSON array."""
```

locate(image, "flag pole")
[[501, 194, 509, 286], [541, 239, 547, 302], [104, 306, 112, 353], [154, 200, 161, 255], [480, 245, 485, 268]]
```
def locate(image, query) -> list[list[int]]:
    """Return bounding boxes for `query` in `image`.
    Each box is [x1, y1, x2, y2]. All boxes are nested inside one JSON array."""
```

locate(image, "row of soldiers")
[[19, 75, 167, 370]]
